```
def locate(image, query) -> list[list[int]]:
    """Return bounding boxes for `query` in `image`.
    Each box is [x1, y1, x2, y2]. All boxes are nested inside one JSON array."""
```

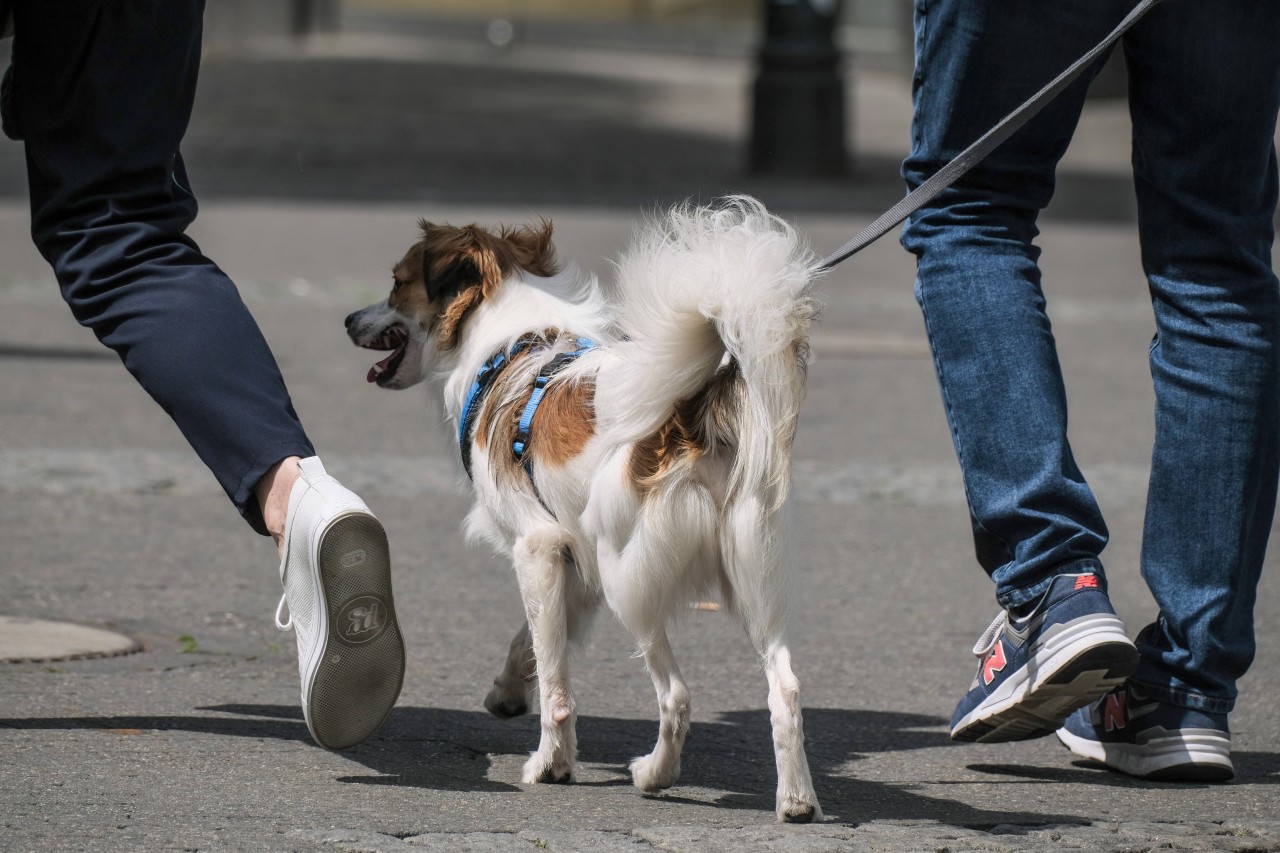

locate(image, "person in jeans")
[[1, 0, 405, 749], [902, 0, 1280, 781]]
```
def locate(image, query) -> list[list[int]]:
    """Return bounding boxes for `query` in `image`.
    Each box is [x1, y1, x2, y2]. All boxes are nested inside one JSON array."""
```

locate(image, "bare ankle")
[[256, 456, 303, 555]]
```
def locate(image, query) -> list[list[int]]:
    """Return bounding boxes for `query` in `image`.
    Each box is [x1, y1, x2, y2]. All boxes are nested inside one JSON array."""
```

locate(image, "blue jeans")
[[902, 0, 1280, 714], [7, 0, 315, 533]]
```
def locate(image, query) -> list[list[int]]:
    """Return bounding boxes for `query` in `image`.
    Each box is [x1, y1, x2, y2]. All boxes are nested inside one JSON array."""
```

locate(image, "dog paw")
[[522, 753, 574, 785], [777, 794, 823, 824], [484, 682, 530, 719], [629, 753, 680, 792]]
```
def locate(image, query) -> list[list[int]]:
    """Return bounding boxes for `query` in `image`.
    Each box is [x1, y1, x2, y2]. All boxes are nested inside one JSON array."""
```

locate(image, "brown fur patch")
[[424, 220, 558, 351], [387, 220, 560, 352], [473, 347, 538, 459], [434, 285, 484, 351], [470, 338, 596, 488], [630, 407, 704, 494], [629, 361, 741, 496], [528, 378, 597, 468], [475, 395, 530, 490], [388, 242, 434, 330]]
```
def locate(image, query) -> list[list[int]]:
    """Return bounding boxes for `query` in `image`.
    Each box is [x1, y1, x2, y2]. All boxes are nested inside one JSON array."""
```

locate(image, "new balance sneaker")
[[951, 572, 1139, 743], [1057, 682, 1233, 782], [275, 457, 405, 750]]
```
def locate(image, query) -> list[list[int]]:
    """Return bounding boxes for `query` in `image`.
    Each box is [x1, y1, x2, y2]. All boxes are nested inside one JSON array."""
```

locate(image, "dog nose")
[[344, 311, 358, 330]]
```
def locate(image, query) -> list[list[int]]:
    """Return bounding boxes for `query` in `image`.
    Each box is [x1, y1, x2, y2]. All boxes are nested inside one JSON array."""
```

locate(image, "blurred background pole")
[[203, 0, 342, 50], [749, 0, 848, 176], [292, 0, 342, 36]]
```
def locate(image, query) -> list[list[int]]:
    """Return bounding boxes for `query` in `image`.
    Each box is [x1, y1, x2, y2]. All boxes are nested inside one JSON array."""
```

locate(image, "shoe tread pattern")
[[956, 640, 1139, 744], [307, 513, 405, 750]]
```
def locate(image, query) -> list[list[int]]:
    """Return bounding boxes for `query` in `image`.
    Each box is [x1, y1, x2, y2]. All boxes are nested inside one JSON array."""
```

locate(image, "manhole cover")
[[0, 616, 141, 663]]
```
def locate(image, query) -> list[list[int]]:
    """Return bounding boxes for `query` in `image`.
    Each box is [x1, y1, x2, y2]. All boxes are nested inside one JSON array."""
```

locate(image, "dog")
[[345, 196, 823, 822]]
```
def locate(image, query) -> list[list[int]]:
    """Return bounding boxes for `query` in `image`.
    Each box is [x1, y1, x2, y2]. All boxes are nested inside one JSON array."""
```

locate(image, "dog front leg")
[[513, 530, 577, 784], [485, 621, 536, 719]]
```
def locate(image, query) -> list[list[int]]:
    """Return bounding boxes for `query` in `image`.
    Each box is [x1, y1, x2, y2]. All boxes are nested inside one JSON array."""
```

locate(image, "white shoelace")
[[972, 611, 1009, 657], [275, 594, 292, 631]]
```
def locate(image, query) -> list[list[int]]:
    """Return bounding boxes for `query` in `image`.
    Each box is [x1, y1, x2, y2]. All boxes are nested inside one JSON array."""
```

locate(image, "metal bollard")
[[749, 0, 848, 177]]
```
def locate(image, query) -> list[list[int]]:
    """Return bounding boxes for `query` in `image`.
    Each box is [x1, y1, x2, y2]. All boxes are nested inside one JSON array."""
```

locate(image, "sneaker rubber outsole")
[[1056, 725, 1234, 782], [302, 511, 405, 751]]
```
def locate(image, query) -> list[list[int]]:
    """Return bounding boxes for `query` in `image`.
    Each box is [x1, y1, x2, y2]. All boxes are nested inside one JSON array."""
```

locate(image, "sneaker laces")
[[275, 593, 292, 631], [972, 610, 1009, 657]]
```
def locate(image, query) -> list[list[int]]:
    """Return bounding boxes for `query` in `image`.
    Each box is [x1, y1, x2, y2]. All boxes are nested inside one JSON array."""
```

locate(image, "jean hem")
[[1130, 674, 1235, 716], [995, 556, 1105, 610]]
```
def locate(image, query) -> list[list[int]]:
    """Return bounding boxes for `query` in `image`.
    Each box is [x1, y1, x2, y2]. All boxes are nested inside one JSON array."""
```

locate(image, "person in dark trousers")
[[902, 0, 1280, 781], [1, 0, 406, 750]]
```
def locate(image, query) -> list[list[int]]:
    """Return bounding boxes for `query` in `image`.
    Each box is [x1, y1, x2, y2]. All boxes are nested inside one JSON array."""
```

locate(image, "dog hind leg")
[[594, 483, 712, 794], [485, 621, 536, 719], [722, 498, 823, 823], [513, 528, 578, 784], [629, 629, 691, 792], [487, 559, 600, 721], [764, 641, 822, 822]]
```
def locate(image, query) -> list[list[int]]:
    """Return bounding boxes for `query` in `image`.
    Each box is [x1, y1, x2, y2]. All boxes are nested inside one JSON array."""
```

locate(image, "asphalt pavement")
[[2, 14, 1279, 853]]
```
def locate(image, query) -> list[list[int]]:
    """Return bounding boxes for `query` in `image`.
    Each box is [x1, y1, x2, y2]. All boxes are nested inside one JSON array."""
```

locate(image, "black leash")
[[818, 0, 1163, 271]]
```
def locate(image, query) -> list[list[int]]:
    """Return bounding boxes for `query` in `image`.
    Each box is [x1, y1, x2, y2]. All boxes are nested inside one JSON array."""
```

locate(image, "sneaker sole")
[[952, 615, 1139, 744], [302, 511, 405, 751], [1056, 726, 1233, 782]]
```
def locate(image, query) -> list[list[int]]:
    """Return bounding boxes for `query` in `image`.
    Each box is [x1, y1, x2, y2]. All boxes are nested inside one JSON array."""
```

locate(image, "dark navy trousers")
[[6, 0, 314, 534]]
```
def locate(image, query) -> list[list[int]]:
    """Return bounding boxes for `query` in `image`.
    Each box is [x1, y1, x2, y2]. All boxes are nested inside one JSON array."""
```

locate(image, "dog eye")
[[392, 278, 404, 291]]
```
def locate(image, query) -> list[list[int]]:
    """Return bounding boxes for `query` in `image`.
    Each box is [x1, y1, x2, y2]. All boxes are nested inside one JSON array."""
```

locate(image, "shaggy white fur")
[[347, 196, 824, 822]]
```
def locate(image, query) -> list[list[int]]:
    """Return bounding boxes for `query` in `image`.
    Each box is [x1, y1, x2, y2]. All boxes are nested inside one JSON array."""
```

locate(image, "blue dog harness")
[[458, 338, 534, 480], [457, 336, 596, 489], [512, 337, 596, 461]]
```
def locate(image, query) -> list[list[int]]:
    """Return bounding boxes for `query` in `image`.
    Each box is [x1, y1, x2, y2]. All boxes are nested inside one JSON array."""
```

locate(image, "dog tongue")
[[367, 352, 397, 384]]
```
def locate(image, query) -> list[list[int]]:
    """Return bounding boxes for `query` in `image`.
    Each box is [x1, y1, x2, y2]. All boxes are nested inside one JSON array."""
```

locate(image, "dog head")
[[346, 219, 557, 389]]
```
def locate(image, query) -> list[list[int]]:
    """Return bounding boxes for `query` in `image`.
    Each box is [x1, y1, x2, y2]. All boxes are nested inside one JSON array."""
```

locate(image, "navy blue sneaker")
[[951, 572, 1139, 743], [1057, 682, 1233, 782]]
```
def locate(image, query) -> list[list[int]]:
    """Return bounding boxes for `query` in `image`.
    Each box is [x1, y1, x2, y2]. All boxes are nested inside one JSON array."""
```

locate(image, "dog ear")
[[424, 252, 481, 303], [500, 219, 559, 277], [419, 222, 508, 303]]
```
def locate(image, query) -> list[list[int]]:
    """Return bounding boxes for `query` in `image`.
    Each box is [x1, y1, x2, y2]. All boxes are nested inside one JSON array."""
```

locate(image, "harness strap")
[[458, 339, 536, 479], [457, 336, 596, 511], [817, 0, 1163, 271], [513, 337, 595, 516], [513, 337, 596, 460]]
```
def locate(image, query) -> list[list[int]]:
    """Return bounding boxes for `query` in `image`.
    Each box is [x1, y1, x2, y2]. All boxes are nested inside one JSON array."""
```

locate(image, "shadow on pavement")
[[970, 756, 1280, 788], [11, 703, 1269, 826]]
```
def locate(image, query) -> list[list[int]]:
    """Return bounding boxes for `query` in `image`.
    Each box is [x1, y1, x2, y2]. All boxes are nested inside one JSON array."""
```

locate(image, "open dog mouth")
[[360, 324, 410, 385]]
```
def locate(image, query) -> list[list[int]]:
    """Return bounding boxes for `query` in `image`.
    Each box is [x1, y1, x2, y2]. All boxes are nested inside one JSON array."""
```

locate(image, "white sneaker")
[[275, 456, 404, 750]]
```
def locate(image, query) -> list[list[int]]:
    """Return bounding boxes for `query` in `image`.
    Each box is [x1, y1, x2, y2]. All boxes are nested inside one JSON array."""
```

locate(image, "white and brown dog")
[[345, 197, 823, 822]]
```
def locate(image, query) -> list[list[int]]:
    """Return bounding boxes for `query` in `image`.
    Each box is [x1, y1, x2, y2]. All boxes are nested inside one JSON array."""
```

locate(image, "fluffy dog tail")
[[597, 196, 819, 509]]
